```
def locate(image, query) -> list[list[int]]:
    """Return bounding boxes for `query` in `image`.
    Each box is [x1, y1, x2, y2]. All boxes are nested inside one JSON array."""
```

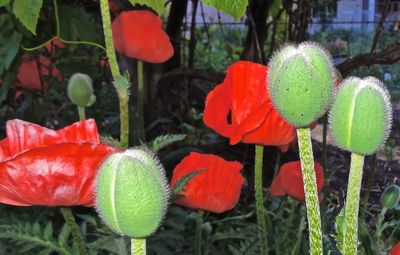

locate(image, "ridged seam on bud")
[[67, 73, 96, 107], [95, 148, 170, 238], [329, 76, 392, 155], [267, 42, 335, 127]]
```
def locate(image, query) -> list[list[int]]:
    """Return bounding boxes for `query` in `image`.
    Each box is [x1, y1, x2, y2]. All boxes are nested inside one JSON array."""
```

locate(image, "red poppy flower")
[[112, 10, 174, 63], [269, 161, 324, 202], [170, 152, 244, 213], [391, 242, 400, 255], [203, 61, 296, 151], [16, 55, 62, 90], [0, 119, 118, 207]]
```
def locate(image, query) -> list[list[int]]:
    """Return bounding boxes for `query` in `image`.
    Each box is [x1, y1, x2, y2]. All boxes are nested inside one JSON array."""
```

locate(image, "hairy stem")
[[137, 61, 145, 142], [77, 106, 86, 120], [60, 208, 88, 255], [99, 0, 129, 149], [343, 153, 365, 255], [297, 127, 323, 255], [254, 145, 268, 254], [131, 238, 146, 255], [195, 210, 204, 255]]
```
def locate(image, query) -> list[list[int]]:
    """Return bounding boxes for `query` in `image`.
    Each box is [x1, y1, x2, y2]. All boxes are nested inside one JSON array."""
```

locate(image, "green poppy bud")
[[330, 77, 392, 155], [67, 73, 96, 107], [95, 148, 170, 238], [268, 42, 334, 127], [380, 184, 400, 209]]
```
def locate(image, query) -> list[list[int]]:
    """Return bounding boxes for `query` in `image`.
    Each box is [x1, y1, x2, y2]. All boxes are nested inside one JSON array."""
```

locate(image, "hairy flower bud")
[[380, 184, 400, 209], [330, 77, 392, 155], [67, 73, 96, 107], [95, 148, 170, 238], [268, 42, 334, 127]]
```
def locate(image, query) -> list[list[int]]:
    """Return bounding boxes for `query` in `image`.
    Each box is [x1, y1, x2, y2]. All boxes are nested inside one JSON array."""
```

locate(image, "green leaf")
[[128, 0, 165, 15], [333, 208, 345, 253], [202, 0, 248, 20], [0, 0, 11, 7], [147, 134, 186, 152], [172, 168, 205, 196], [4, 31, 22, 70], [12, 0, 43, 35]]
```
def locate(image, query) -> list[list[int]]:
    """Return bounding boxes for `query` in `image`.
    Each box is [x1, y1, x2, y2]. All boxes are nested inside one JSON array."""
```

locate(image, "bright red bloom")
[[391, 242, 400, 255], [203, 61, 296, 151], [112, 10, 174, 63], [170, 152, 244, 213], [0, 119, 117, 207], [270, 161, 324, 202], [16, 55, 62, 90]]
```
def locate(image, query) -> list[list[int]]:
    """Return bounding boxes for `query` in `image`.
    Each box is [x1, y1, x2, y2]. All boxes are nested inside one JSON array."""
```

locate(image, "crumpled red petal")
[[204, 61, 296, 147], [0, 143, 116, 207], [112, 11, 174, 63], [16, 55, 62, 90], [170, 152, 244, 213], [0, 119, 99, 161], [270, 161, 324, 202]]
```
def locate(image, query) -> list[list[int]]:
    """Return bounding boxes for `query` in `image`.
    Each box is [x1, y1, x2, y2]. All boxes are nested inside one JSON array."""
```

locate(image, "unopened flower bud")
[[95, 148, 170, 238], [268, 42, 334, 127], [330, 77, 392, 155], [67, 73, 96, 107], [380, 184, 400, 209]]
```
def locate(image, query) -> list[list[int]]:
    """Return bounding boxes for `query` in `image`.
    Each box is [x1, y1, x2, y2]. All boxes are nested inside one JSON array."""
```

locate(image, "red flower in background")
[[391, 242, 400, 255], [16, 55, 62, 90], [45, 38, 65, 57], [270, 161, 324, 202], [0, 119, 118, 207], [203, 61, 296, 151], [112, 10, 174, 63], [170, 152, 244, 213]]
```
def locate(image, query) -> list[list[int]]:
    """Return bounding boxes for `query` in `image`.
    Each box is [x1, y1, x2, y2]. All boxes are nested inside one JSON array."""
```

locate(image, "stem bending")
[[297, 127, 323, 255]]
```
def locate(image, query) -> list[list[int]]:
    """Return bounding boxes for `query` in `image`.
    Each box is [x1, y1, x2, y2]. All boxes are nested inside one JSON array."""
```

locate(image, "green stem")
[[131, 238, 146, 255], [343, 153, 365, 255], [137, 61, 145, 142], [99, 0, 120, 79], [195, 210, 204, 255], [254, 145, 268, 254], [119, 94, 129, 148], [60, 207, 88, 255], [99, 0, 130, 149], [53, 0, 60, 37], [77, 106, 86, 120], [296, 127, 323, 255]]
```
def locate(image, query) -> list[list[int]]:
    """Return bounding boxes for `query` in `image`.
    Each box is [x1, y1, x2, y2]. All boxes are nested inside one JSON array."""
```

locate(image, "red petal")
[[170, 152, 244, 213], [0, 143, 117, 206], [391, 242, 400, 255], [203, 61, 296, 146], [270, 161, 324, 202], [3, 119, 100, 161], [112, 11, 174, 63]]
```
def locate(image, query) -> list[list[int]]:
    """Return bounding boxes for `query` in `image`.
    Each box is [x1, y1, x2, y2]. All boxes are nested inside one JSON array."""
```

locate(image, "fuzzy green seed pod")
[[330, 77, 392, 155], [67, 73, 96, 107], [268, 42, 334, 127], [380, 184, 400, 209], [95, 148, 170, 238]]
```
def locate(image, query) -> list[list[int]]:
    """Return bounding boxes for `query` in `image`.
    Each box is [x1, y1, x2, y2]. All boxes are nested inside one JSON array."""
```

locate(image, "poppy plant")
[[0, 119, 118, 207], [203, 61, 296, 151], [170, 152, 244, 214], [16, 55, 62, 90], [111, 10, 174, 63], [270, 161, 325, 202]]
